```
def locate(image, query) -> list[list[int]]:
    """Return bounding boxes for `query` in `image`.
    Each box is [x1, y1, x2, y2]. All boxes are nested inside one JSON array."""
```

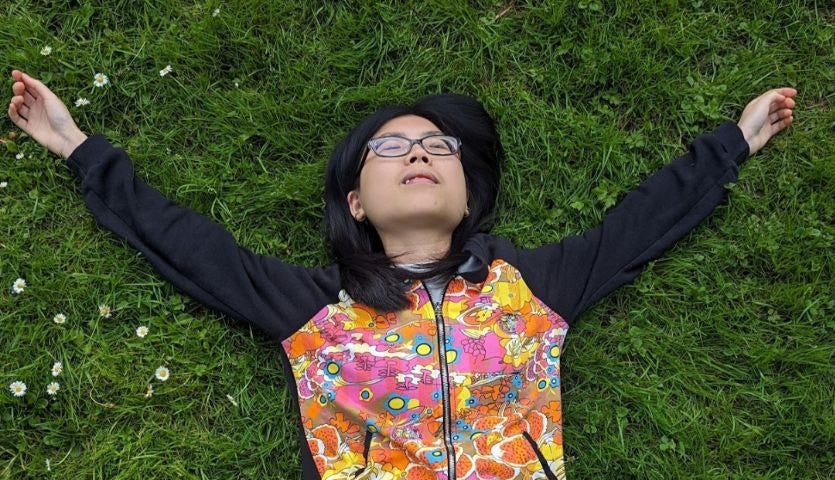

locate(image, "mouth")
[[401, 173, 439, 185], [402, 178, 438, 185]]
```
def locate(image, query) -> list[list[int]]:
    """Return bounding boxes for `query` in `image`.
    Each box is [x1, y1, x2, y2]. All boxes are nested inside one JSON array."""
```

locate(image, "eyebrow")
[[376, 130, 444, 137]]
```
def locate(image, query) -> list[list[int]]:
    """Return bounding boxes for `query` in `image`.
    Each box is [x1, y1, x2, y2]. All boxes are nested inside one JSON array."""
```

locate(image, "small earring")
[[464, 206, 470, 217]]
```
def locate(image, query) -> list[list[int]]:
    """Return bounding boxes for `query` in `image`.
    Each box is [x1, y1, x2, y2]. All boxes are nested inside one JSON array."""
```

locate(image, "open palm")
[[7, 69, 87, 158]]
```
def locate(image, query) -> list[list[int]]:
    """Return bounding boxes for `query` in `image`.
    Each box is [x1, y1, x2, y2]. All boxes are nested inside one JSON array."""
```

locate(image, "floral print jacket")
[[65, 121, 749, 479]]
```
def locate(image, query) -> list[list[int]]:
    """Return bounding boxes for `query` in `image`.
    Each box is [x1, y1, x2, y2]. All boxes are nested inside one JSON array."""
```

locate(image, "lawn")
[[1, 1, 832, 478]]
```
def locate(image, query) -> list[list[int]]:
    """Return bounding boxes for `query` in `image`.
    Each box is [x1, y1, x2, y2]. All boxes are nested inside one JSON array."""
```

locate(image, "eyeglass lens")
[[371, 135, 458, 157]]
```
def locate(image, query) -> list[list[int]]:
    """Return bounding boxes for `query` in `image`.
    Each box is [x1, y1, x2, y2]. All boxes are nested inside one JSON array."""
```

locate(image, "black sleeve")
[[65, 134, 341, 342], [511, 120, 750, 325]]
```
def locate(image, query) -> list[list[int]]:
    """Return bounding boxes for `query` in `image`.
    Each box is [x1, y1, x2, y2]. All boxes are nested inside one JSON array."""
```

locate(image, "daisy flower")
[[93, 72, 109, 87], [53, 312, 66, 324], [52, 361, 63, 376], [46, 382, 60, 395], [145, 384, 154, 398], [40, 46, 52, 56], [212, 7, 220, 17], [136, 325, 149, 338], [15, 152, 24, 160], [98, 304, 112, 318], [159, 65, 173, 77], [11, 277, 26, 294], [155, 366, 170, 381], [9, 381, 26, 397], [0, 181, 7, 188], [75, 97, 90, 107]]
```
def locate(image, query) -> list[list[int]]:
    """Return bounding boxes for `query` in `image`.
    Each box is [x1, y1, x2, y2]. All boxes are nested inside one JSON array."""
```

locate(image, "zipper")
[[352, 429, 375, 479], [421, 276, 456, 480], [521, 431, 559, 480]]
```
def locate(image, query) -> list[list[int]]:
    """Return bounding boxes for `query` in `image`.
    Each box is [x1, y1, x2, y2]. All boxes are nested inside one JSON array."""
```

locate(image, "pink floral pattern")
[[281, 259, 569, 479]]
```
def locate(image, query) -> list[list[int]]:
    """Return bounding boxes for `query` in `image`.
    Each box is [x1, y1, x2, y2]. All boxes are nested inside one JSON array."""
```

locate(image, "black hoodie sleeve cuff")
[[65, 133, 113, 178], [712, 120, 750, 166]]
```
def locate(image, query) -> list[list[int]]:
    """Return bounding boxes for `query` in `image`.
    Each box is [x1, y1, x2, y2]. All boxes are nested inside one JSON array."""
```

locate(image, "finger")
[[779, 115, 793, 129], [771, 115, 793, 133], [20, 72, 43, 100], [776, 87, 798, 97], [23, 90, 36, 106], [8, 101, 28, 127], [18, 103, 30, 118], [11, 95, 25, 109], [769, 97, 796, 116], [769, 108, 792, 124], [12, 81, 25, 96], [10, 93, 30, 110]]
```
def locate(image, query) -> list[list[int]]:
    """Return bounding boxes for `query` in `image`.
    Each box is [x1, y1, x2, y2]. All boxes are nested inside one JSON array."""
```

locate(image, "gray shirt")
[[396, 263, 450, 309]]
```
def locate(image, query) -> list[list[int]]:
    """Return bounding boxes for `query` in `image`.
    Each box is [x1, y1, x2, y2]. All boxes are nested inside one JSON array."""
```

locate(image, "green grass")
[[1, 1, 832, 478]]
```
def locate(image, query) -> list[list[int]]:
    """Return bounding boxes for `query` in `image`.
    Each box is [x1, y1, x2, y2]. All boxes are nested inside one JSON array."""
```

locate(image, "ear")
[[346, 189, 365, 221]]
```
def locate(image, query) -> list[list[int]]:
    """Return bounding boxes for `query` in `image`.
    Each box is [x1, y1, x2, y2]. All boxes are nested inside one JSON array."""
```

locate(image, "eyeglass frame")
[[355, 134, 462, 178]]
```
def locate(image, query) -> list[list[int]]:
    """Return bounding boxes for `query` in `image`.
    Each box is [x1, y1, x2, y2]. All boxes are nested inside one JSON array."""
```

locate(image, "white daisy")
[[11, 277, 26, 294], [144, 384, 154, 398], [46, 382, 60, 395], [212, 7, 220, 17], [0, 181, 7, 188], [226, 394, 238, 407], [93, 72, 109, 87], [15, 152, 24, 160], [53, 312, 66, 324], [98, 304, 112, 318], [40, 46, 52, 56], [159, 65, 173, 77], [75, 97, 90, 107], [52, 361, 63, 376], [136, 325, 149, 338], [9, 381, 26, 397], [155, 366, 170, 381]]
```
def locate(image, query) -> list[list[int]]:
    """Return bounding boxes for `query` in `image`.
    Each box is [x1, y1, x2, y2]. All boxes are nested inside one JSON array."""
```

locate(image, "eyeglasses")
[[356, 134, 462, 176]]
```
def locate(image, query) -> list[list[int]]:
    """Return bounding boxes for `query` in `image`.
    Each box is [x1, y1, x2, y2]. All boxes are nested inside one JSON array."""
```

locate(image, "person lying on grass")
[[7, 68, 796, 480]]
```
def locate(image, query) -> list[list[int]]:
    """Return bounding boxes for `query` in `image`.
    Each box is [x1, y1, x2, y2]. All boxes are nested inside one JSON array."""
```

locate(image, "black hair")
[[322, 93, 504, 312]]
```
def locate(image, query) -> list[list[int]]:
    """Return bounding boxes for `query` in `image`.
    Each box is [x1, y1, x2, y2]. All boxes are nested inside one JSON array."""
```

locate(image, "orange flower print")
[[374, 312, 397, 329], [287, 330, 325, 357], [542, 400, 562, 423], [329, 412, 360, 437], [467, 404, 565, 479]]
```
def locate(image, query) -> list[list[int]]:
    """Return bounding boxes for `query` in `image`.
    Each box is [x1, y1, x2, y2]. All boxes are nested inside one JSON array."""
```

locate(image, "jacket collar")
[[458, 233, 491, 283], [395, 233, 492, 286]]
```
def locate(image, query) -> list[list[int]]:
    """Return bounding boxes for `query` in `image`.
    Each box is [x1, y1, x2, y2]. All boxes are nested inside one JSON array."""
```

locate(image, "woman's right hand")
[[7, 69, 88, 159]]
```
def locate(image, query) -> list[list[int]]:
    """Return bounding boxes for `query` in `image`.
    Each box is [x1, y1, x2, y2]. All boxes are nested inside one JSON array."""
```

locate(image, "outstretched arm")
[[8, 70, 341, 342], [510, 88, 797, 325]]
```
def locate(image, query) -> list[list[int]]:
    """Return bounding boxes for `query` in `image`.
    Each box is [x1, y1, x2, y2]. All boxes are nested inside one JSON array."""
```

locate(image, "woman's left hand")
[[736, 87, 797, 156]]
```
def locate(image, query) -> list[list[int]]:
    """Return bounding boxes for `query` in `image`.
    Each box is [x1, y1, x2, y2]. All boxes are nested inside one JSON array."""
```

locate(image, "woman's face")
[[347, 114, 468, 238]]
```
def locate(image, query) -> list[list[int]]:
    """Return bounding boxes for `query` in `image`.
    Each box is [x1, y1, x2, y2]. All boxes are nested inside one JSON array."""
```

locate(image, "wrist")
[[736, 122, 754, 155], [61, 130, 89, 159]]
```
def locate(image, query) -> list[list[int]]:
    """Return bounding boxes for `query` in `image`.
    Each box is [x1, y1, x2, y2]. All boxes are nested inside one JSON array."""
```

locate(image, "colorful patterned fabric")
[[282, 259, 569, 479]]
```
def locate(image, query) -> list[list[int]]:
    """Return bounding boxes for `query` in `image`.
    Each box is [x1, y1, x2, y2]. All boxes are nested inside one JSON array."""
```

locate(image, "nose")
[[406, 142, 431, 164]]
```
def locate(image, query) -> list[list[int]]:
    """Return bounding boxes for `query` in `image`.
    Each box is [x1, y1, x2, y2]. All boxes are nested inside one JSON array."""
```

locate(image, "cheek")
[[450, 170, 468, 200]]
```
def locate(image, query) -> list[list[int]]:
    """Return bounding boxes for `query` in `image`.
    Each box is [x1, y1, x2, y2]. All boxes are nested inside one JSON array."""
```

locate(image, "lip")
[[401, 171, 439, 185]]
